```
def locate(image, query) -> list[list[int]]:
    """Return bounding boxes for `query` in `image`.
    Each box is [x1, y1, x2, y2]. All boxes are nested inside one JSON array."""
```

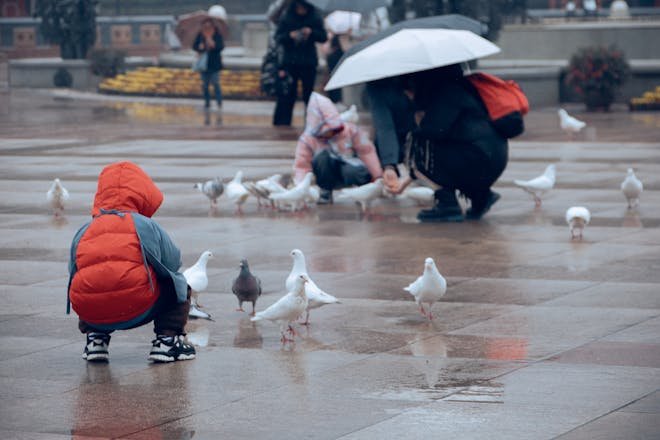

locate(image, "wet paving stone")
[[1, 92, 659, 438]]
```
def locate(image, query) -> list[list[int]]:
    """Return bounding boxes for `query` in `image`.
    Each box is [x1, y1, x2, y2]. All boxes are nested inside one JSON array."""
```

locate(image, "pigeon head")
[[200, 250, 214, 261], [424, 257, 436, 270], [294, 274, 309, 294], [627, 168, 634, 176], [558, 108, 567, 117], [194, 183, 202, 190], [545, 164, 556, 180], [232, 170, 244, 183], [239, 258, 250, 271]]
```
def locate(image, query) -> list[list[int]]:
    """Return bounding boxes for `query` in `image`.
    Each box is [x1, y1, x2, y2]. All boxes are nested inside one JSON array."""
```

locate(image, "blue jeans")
[[200, 71, 222, 107]]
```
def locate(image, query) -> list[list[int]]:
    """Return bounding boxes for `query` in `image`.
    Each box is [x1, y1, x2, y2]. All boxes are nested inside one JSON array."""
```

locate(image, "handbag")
[[192, 52, 208, 72]]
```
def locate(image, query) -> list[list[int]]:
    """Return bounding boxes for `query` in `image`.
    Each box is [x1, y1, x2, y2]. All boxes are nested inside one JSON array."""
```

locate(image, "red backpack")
[[466, 72, 529, 139]]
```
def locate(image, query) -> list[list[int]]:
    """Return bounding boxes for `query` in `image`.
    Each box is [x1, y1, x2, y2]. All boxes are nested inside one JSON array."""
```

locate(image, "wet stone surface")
[[0, 90, 659, 439]]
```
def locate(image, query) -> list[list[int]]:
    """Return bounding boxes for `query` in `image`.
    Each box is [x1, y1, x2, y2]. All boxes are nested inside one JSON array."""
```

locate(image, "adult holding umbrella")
[[327, 15, 490, 197], [325, 26, 506, 221], [190, 5, 227, 110], [272, 0, 327, 126]]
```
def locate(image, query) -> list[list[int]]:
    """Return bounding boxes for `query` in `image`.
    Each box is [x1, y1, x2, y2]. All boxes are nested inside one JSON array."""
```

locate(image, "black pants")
[[413, 139, 508, 200], [312, 150, 371, 191], [79, 282, 191, 336], [273, 64, 317, 126]]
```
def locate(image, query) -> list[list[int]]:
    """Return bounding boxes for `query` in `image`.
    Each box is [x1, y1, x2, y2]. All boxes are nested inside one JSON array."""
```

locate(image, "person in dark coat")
[[366, 77, 416, 193], [272, 0, 327, 126], [324, 33, 344, 103], [407, 64, 508, 222], [193, 18, 224, 109]]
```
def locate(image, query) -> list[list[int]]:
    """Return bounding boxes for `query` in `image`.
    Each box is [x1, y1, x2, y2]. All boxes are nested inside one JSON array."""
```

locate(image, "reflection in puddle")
[[622, 209, 643, 228], [233, 317, 263, 349], [72, 363, 194, 438]]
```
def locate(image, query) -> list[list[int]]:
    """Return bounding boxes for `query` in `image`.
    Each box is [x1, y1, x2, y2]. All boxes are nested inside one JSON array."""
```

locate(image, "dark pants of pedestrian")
[[79, 281, 191, 337], [312, 149, 371, 191], [273, 64, 316, 126], [200, 70, 222, 108], [415, 140, 508, 201]]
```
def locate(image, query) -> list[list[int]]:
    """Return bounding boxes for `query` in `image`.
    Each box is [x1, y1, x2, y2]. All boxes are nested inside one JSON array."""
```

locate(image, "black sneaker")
[[83, 332, 110, 362], [466, 190, 501, 220], [417, 189, 464, 222], [317, 189, 333, 205], [148, 335, 196, 363]]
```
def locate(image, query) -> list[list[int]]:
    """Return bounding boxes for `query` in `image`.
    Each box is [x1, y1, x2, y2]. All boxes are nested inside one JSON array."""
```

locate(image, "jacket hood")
[[305, 92, 344, 138], [91, 161, 163, 218]]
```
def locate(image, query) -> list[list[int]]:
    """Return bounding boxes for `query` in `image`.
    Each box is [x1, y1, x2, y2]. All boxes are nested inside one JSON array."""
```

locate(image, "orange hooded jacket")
[[68, 162, 187, 328]]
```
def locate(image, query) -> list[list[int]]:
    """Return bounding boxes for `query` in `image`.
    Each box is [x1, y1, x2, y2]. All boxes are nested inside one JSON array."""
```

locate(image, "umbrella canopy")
[[175, 10, 228, 49], [306, 0, 388, 14], [325, 28, 500, 90], [340, 14, 487, 65], [325, 10, 361, 34]]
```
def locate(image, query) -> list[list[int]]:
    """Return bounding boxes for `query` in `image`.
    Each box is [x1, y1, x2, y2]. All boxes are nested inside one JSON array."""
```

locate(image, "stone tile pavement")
[[0, 91, 659, 439]]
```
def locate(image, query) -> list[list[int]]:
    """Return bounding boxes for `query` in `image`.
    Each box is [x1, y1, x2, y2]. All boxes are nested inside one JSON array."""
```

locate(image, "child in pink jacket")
[[294, 92, 383, 203]]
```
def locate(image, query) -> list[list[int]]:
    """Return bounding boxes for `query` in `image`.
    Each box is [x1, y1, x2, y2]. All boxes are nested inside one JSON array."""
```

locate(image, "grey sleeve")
[[367, 84, 401, 167], [151, 221, 183, 273]]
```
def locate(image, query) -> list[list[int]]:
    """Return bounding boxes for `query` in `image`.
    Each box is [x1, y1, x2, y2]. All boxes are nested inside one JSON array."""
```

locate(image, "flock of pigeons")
[[513, 163, 643, 240], [42, 107, 645, 342], [193, 169, 436, 215], [180, 247, 445, 343]]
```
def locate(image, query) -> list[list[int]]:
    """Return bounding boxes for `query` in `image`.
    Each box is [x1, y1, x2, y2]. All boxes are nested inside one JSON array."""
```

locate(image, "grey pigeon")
[[194, 178, 224, 209], [232, 259, 262, 316]]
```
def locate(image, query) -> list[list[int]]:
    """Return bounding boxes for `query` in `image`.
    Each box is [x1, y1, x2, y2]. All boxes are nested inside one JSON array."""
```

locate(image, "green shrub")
[[89, 48, 126, 78], [53, 68, 73, 87]]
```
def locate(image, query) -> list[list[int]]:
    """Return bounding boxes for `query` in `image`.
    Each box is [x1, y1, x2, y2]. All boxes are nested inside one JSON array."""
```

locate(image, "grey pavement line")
[[551, 387, 660, 440]]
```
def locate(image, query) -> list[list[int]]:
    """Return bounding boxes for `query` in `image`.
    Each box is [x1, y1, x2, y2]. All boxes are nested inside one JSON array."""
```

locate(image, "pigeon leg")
[[534, 196, 542, 207], [419, 304, 427, 317], [299, 310, 311, 326], [250, 302, 256, 317], [235, 300, 245, 312], [287, 324, 299, 338], [427, 307, 434, 320]]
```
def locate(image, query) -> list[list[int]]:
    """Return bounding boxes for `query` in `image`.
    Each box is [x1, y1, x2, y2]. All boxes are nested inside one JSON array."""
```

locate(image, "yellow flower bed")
[[629, 85, 660, 111], [99, 67, 264, 99]]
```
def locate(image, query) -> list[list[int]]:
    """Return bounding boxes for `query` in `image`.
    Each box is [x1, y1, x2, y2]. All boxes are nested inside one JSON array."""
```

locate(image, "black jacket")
[[367, 78, 416, 167], [414, 68, 507, 161], [193, 32, 224, 73], [274, 3, 327, 68]]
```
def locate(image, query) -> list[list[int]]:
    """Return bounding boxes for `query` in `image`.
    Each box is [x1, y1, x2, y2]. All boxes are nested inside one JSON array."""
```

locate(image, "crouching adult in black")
[[408, 64, 508, 222]]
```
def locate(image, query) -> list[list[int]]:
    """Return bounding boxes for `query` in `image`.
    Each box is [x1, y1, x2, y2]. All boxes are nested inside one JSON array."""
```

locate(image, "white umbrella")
[[325, 10, 361, 34], [325, 28, 500, 90]]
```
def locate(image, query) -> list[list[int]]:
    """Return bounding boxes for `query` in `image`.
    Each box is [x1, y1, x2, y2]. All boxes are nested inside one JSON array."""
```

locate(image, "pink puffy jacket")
[[293, 92, 383, 184]]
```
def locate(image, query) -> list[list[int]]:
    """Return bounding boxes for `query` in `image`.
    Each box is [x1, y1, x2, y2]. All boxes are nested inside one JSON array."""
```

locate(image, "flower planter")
[[584, 88, 614, 112]]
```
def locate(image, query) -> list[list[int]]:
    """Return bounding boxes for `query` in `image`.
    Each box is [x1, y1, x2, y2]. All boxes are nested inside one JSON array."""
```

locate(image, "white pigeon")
[[242, 181, 271, 208], [285, 249, 340, 325], [514, 164, 556, 207], [306, 185, 321, 204], [621, 168, 643, 209], [404, 257, 447, 320], [340, 104, 359, 124], [338, 178, 385, 212], [251, 274, 309, 343], [183, 250, 213, 320], [194, 178, 224, 209], [256, 174, 286, 195], [242, 174, 285, 209], [46, 178, 70, 217], [565, 206, 591, 240], [558, 108, 586, 136], [225, 171, 250, 214], [402, 186, 435, 205], [269, 172, 313, 211]]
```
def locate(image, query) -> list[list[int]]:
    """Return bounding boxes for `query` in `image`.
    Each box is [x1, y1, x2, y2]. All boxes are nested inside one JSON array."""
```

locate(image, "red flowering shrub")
[[565, 46, 630, 99]]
